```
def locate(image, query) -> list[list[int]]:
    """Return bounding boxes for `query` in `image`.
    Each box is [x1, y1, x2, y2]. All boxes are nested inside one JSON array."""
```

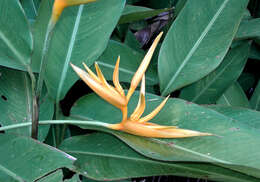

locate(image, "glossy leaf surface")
[[158, 0, 248, 96], [0, 0, 32, 69], [250, 80, 260, 110], [235, 18, 260, 40], [32, 0, 125, 101], [217, 82, 250, 108], [0, 134, 74, 182], [180, 42, 249, 104], [0, 67, 53, 141], [60, 133, 259, 182], [119, 5, 171, 24], [70, 92, 260, 178]]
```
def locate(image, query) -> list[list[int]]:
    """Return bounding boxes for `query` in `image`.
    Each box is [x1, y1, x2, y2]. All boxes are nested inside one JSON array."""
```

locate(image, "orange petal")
[[82, 62, 101, 84], [113, 56, 125, 97], [65, 0, 96, 6], [138, 95, 170, 123], [71, 63, 127, 108], [51, 0, 96, 23], [94, 62, 119, 95], [118, 121, 212, 138], [130, 75, 146, 121], [126, 32, 163, 102]]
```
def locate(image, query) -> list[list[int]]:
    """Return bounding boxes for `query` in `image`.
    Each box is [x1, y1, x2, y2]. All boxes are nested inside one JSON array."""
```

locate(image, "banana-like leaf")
[[119, 5, 171, 24], [235, 18, 260, 40], [0, 67, 53, 141], [0, 0, 32, 70], [206, 105, 260, 129], [69, 92, 260, 178], [20, 0, 39, 23], [158, 0, 248, 96], [37, 170, 63, 182], [60, 132, 260, 182], [32, 0, 125, 102], [250, 80, 260, 111], [0, 134, 74, 182], [180, 42, 250, 104], [217, 82, 250, 108]]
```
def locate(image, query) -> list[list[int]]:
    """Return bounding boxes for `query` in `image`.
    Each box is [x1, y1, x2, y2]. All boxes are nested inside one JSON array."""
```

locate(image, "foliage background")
[[1, 0, 260, 181]]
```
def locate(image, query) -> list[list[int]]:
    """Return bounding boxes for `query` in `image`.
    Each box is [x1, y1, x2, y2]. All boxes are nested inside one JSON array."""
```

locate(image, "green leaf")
[[235, 18, 260, 40], [20, 0, 39, 23], [238, 73, 256, 92], [0, 0, 32, 69], [119, 5, 172, 24], [64, 174, 81, 182], [158, 0, 248, 96], [124, 29, 143, 53], [0, 67, 52, 141], [32, 0, 125, 101], [60, 133, 259, 182], [70, 92, 260, 178], [250, 80, 260, 110], [206, 105, 260, 129], [249, 43, 260, 60], [0, 134, 74, 182], [94, 40, 158, 85], [217, 82, 250, 108], [37, 170, 63, 182], [180, 42, 250, 104]]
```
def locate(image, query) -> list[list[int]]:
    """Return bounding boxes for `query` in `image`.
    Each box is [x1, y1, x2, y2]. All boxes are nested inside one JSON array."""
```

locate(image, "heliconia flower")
[[71, 32, 212, 138], [51, 0, 96, 23]]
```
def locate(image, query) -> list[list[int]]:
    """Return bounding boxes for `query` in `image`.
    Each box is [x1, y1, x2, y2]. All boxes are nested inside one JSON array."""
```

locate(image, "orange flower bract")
[[71, 32, 212, 138]]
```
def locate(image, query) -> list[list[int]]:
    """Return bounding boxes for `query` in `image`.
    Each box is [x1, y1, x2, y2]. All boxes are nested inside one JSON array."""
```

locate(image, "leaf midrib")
[[162, 0, 229, 96], [191, 49, 241, 102], [0, 165, 24, 182], [56, 5, 84, 103], [0, 30, 26, 66]]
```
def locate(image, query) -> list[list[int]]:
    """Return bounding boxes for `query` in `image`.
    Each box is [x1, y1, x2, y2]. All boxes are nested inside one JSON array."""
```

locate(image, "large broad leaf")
[[20, 0, 39, 23], [0, 67, 53, 141], [60, 132, 259, 182], [0, 134, 74, 182], [235, 18, 260, 40], [238, 73, 256, 92], [158, 0, 248, 96], [0, 0, 32, 70], [37, 170, 63, 182], [206, 105, 260, 129], [94, 40, 158, 85], [217, 82, 250, 108], [249, 43, 260, 60], [250, 80, 260, 111], [32, 0, 125, 102], [69, 92, 260, 178], [119, 5, 171, 24], [180, 42, 250, 104]]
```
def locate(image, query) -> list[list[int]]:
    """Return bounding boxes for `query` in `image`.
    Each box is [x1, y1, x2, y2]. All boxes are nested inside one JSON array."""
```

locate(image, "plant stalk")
[[26, 65, 39, 139], [36, 20, 56, 100], [0, 120, 109, 132]]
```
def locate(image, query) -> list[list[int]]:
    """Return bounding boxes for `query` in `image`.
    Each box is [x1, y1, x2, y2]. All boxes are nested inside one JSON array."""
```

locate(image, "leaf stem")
[[0, 120, 109, 132], [26, 65, 39, 139], [36, 20, 56, 100]]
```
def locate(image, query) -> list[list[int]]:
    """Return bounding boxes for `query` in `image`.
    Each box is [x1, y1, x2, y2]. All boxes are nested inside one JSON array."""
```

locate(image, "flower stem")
[[0, 120, 109, 132]]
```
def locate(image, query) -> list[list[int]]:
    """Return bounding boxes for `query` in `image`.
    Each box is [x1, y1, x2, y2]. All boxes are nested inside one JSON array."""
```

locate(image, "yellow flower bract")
[[71, 33, 212, 138]]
